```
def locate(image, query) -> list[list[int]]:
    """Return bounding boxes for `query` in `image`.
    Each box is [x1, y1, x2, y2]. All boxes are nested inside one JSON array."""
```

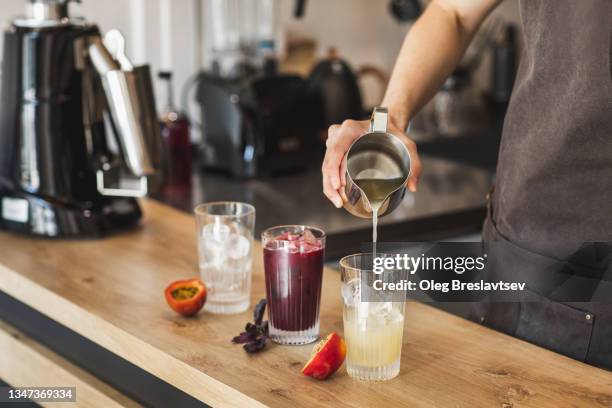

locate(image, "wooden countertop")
[[0, 200, 610, 407]]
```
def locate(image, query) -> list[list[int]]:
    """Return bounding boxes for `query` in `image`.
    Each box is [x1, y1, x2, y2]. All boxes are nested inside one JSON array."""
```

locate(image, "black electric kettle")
[[308, 48, 364, 130]]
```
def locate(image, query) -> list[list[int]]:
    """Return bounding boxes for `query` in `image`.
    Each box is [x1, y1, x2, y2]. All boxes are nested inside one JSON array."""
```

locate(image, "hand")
[[322, 119, 422, 208]]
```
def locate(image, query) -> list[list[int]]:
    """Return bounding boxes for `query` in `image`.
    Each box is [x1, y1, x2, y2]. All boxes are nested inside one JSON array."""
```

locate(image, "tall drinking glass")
[[262, 225, 325, 345], [340, 253, 406, 381], [195, 202, 255, 314]]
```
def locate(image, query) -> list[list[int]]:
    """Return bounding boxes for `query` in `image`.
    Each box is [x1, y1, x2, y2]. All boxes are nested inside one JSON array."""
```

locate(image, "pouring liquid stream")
[[353, 177, 405, 325], [354, 177, 405, 254]]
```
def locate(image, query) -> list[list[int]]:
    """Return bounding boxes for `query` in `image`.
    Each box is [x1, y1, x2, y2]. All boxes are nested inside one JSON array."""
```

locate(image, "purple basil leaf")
[[244, 336, 267, 353], [253, 299, 267, 326], [232, 300, 269, 352], [245, 322, 260, 335], [232, 332, 254, 344]]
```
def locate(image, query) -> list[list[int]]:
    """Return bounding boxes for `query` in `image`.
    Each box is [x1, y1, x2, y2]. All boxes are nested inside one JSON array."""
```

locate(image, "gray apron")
[[478, 0, 612, 369]]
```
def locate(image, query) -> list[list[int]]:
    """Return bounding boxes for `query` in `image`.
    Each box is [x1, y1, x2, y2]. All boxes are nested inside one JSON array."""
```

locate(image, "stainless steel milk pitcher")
[[343, 107, 411, 218]]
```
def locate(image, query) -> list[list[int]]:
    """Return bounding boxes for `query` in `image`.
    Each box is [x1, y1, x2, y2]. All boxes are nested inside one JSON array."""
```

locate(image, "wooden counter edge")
[[0, 264, 267, 408], [0, 319, 141, 408]]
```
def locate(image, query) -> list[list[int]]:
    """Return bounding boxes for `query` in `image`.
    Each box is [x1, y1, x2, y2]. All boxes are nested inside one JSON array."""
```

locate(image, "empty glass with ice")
[[195, 202, 255, 314], [262, 226, 325, 345]]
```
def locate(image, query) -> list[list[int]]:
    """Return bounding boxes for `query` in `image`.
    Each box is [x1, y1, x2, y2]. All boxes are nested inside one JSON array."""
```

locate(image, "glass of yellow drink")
[[340, 253, 406, 381]]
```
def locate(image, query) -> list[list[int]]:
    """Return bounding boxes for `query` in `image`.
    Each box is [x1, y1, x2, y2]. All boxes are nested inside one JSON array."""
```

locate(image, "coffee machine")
[[0, 0, 161, 238]]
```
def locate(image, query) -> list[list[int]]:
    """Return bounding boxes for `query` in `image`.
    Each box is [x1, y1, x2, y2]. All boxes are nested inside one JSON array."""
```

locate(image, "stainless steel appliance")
[[0, 0, 162, 237]]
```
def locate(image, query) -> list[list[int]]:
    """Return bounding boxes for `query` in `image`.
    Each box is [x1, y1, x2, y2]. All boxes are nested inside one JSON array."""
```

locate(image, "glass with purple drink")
[[262, 225, 326, 345]]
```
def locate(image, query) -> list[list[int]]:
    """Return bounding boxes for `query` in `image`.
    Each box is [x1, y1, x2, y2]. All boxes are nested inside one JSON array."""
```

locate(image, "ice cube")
[[227, 234, 251, 259], [199, 239, 226, 267], [277, 232, 299, 241], [228, 221, 242, 234], [364, 303, 404, 329], [355, 302, 393, 329], [200, 221, 230, 265], [341, 279, 361, 307], [299, 229, 320, 253], [370, 302, 393, 319], [385, 307, 404, 325], [302, 229, 317, 244], [284, 240, 299, 253], [201, 221, 230, 244]]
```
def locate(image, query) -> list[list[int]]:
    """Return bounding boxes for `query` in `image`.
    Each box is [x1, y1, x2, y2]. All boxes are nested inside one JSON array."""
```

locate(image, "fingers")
[[322, 169, 343, 208], [339, 155, 348, 203], [322, 120, 368, 207], [325, 124, 342, 190], [326, 120, 363, 188], [322, 124, 343, 207]]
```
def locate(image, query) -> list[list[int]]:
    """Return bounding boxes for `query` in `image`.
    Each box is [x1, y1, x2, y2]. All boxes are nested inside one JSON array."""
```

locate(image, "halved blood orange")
[[302, 332, 346, 380]]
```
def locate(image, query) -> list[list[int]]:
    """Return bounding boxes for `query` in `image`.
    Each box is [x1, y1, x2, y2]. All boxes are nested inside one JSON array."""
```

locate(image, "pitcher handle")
[[369, 106, 388, 133]]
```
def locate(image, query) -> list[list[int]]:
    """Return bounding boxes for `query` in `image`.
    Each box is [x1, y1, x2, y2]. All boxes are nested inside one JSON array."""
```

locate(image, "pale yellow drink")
[[342, 301, 405, 380]]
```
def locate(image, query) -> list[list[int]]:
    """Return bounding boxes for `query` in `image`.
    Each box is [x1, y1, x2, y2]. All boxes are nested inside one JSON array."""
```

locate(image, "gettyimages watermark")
[[357, 242, 612, 303], [371, 252, 525, 292]]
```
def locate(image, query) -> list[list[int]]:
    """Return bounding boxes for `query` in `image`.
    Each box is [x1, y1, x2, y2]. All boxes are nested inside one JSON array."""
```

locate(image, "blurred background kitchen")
[[0, 0, 522, 258]]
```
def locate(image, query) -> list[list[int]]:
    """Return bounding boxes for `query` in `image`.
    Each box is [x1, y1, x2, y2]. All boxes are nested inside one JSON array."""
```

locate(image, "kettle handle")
[[369, 106, 388, 133]]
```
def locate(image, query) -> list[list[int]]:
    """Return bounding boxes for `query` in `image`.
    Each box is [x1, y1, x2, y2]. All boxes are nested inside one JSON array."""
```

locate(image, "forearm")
[[382, 0, 499, 130]]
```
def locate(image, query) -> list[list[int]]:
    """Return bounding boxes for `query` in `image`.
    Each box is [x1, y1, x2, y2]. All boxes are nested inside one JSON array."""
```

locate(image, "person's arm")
[[322, 0, 501, 208], [383, 0, 502, 129]]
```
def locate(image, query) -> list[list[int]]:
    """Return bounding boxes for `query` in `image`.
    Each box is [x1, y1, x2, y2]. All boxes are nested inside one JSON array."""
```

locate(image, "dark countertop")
[[156, 153, 493, 259]]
